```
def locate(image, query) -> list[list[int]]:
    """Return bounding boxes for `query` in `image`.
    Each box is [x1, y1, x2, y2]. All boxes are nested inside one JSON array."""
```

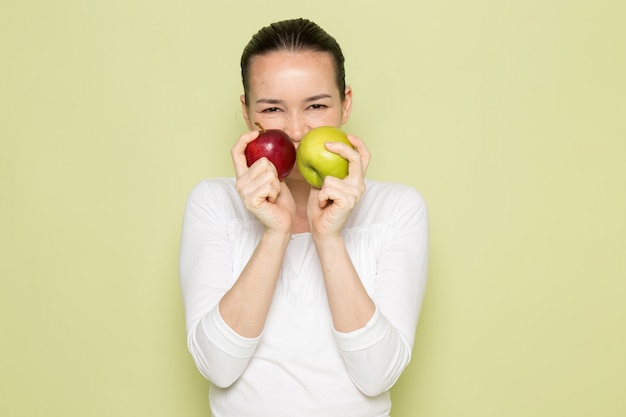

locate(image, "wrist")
[[312, 233, 343, 251], [262, 229, 292, 248]]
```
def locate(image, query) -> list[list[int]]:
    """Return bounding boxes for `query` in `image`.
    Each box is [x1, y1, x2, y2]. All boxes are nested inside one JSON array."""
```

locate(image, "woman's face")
[[241, 49, 352, 148]]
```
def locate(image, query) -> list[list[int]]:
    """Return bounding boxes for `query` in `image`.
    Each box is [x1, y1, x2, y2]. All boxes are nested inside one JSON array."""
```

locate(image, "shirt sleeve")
[[189, 304, 261, 387], [178, 180, 261, 387], [333, 186, 429, 396]]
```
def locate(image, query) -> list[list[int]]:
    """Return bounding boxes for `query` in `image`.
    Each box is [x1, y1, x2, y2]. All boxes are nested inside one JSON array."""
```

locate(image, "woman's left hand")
[[307, 134, 371, 239]]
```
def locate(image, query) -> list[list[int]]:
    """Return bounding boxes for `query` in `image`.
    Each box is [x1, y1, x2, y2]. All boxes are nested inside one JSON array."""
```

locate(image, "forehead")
[[247, 50, 338, 99]]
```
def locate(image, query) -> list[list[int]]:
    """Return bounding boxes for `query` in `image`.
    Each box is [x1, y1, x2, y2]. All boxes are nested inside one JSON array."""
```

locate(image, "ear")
[[341, 86, 353, 125], [240, 94, 253, 129]]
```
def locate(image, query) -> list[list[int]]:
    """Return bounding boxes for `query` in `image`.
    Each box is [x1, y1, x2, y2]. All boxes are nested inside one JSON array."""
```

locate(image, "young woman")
[[179, 18, 429, 417]]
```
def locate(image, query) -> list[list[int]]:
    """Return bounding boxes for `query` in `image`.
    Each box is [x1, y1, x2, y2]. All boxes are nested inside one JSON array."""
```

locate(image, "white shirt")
[[179, 178, 429, 417]]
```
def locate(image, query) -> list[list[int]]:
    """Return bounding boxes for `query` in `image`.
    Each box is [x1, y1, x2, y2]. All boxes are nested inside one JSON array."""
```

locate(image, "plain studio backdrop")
[[1, 1, 625, 416]]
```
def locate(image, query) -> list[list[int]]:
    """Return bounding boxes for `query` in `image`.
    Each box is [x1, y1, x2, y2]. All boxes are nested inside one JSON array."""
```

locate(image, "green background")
[[2, 0, 625, 416]]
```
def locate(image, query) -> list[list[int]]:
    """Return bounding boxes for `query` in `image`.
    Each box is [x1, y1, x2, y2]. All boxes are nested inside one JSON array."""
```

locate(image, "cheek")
[[253, 114, 288, 132], [305, 110, 344, 129]]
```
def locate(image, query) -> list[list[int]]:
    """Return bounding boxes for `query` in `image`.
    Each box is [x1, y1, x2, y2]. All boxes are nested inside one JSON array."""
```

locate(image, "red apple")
[[245, 122, 296, 181]]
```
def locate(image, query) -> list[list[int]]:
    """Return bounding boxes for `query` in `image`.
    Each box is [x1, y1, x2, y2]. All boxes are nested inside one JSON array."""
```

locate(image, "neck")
[[285, 178, 312, 205], [285, 178, 312, 234]]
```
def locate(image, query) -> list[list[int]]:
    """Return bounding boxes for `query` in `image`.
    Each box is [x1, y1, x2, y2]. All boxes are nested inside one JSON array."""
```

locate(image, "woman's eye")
[[262, 107, 281, 113], [309, 104, 327, 110]]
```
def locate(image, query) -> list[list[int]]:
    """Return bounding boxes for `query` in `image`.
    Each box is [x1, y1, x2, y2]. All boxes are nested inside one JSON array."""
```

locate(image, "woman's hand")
[[306, 134, 376, 333], [232, 130, 296, 234], [307, 134, 371, 239]]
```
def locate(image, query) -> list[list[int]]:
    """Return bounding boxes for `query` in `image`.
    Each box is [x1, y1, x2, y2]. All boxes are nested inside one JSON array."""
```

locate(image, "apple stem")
[[255, 122, 266, 133]]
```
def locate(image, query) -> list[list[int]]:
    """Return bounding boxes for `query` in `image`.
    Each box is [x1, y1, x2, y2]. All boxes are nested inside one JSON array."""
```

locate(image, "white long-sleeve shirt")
[[179, 178, 429, 417]]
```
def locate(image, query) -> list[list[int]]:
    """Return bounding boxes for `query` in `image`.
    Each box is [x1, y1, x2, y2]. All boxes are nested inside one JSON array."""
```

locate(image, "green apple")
[[296, 126, 354, 188]]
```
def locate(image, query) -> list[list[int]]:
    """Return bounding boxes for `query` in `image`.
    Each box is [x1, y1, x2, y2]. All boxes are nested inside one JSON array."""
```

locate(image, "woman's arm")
[[218, 229, 290, 337], [312, 233, 376, 332], [179, 180, 257, 387], [307, 133, 428, 396], [179, 131, 296, 387], [333, 187, 429, 396], [307, 134, 375, 332], [179, 179, 292, 387], [219, 130, 295, 337]]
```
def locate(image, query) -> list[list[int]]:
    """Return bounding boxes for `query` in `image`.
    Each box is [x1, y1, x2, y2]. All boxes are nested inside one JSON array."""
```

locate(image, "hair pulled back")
[[241, 18, 346, 104]]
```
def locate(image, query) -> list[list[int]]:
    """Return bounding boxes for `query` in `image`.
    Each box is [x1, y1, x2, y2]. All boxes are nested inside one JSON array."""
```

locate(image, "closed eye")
[[261, 107, 282, 113]]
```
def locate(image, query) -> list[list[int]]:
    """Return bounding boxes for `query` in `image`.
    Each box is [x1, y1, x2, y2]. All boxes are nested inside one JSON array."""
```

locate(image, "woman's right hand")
[[231, 130, 296, 234]]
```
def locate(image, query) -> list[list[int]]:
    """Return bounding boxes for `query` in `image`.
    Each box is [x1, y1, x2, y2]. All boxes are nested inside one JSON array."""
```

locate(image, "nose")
[[285, 113, 307, 144]]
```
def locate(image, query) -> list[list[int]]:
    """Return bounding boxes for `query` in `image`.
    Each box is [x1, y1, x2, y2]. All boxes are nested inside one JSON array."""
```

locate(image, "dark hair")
[[241, 18, 346, 104]]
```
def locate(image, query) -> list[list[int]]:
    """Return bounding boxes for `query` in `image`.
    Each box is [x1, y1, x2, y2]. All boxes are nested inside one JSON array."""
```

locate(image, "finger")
[[315, 185, 331, 209], [324, 135, 370, 177], [231, 130, 261, 178], [247, 156, 279, 178], [235, 158, 279, 201], [307, 187, 325, 208], [240, 168, 281, 207], [321, 176, 360, 209], [236, 158, 279, 198], [346, 134, 371, 173], [324, 140, 357, 161]]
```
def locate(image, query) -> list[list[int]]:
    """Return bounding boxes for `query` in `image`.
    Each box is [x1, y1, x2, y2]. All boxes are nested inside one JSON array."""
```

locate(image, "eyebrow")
[[303, 94, 333, 103], [255, 98, 284, 105], [255, 94, 333, 105]]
